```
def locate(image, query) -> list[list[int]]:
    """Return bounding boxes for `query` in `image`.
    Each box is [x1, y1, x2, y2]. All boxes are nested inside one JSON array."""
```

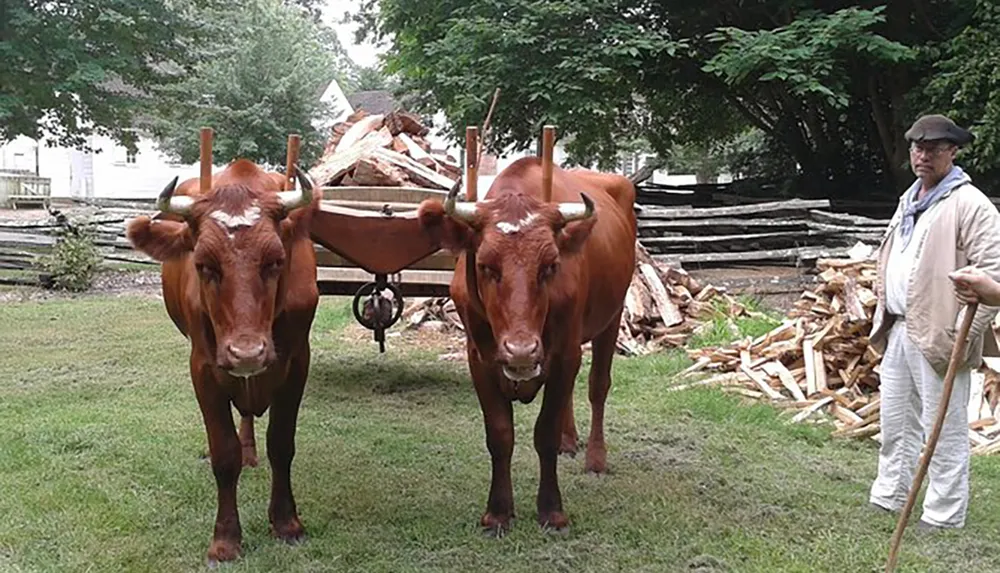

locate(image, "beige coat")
[[869, 181, 1000, 376]]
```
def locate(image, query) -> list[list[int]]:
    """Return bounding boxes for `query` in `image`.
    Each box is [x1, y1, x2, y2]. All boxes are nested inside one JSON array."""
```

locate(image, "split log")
[[396, 133, 437, 169], [334, 114, 385, 153], [309, 128, 395, 187], [351, 157, 407, 187], [372, 147, 457, 190]]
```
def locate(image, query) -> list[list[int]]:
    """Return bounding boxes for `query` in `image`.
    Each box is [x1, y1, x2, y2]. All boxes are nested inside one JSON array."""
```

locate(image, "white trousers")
[[869, 319, 972, 528]]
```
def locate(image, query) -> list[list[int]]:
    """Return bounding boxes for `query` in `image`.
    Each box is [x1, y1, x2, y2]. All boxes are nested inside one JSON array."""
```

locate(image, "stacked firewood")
[[681, 256, 1000, 453], [402, 243, 750, 354], [616, 243, 751, 355], [309, 109, 462, 189]]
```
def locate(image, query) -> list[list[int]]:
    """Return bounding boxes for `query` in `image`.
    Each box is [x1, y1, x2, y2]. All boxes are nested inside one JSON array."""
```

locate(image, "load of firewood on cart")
[[309, 108, 462, 189], [678, 255, 1000, 454]]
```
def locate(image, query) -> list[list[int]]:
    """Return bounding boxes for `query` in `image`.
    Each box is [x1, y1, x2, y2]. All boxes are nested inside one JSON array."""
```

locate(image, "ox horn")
[[156, 175, 194, 216], [443, 175, 478, 222], [557, 192, 595, 223], [278, 164, 314, 211]]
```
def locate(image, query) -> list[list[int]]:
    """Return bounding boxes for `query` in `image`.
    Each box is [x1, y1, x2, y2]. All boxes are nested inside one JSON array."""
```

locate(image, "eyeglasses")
[[909, 142, 954, 157]]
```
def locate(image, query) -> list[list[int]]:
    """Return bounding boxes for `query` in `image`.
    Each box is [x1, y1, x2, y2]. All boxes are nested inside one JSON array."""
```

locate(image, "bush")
[[39, 226, 104, 292]]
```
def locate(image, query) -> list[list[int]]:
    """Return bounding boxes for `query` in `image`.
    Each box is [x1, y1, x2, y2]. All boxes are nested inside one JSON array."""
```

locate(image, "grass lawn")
[[1, 293, 999, 572]]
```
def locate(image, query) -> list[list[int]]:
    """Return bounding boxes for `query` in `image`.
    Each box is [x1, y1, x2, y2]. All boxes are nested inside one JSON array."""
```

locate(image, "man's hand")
[[948, 265, 1000, 306]]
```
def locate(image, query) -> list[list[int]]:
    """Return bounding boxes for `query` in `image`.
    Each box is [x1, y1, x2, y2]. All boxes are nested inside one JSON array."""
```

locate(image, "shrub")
[[39, 226, 104, 292]]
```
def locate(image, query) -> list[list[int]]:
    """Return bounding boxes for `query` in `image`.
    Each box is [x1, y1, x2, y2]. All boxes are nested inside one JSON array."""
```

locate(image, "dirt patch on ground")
[[686, 264, 818, 313], [0, 269, 162, 304]]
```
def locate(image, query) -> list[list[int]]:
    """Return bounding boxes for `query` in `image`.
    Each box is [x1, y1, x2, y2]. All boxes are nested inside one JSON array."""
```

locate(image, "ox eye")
[[262, 259, 284, 278], [540, 262, 559, 281], [196, 262, 220, 283], [478, 263, 501, 282]]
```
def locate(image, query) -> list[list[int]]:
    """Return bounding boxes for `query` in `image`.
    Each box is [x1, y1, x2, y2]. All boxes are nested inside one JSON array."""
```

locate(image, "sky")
[[324, 0, 384, 68]]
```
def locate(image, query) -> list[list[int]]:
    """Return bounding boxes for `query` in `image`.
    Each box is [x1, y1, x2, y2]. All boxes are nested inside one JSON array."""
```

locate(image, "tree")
[[922, 0, 1000, 191], [344, 64, 399, 93], [145, 0, 342, 168], [350, 0, 988, 199], [0, 0, 210, 150]]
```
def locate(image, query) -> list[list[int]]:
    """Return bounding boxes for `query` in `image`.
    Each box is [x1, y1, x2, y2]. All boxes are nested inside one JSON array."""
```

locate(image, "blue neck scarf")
[[899, 165, 970, 248]]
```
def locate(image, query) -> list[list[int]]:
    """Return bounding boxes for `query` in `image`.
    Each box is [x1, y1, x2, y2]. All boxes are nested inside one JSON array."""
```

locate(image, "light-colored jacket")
[[869, 180, 1000, 376]]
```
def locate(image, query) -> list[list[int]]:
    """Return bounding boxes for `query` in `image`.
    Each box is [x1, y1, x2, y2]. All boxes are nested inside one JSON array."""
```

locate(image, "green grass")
[[687, 296, 785, 349], [1, 295, 1000, 572]]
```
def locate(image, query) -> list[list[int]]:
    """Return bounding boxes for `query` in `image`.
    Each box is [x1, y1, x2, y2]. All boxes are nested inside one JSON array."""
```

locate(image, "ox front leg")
[[534, 353, 581, 533], [559, 391, 579, 457], [266, 353, 308, 544], [473, 360, 516, 537], [584, 308, 621, 475], [239, 415, 258, 468], [193, 370, 244, 564]]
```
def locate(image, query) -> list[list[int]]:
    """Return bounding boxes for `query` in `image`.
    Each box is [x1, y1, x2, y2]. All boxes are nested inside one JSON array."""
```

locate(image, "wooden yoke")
[[541, 125, 555, 202], [465, 126, 479, 201], [200, 127, 213, 193], [285, 134, 301, 190]]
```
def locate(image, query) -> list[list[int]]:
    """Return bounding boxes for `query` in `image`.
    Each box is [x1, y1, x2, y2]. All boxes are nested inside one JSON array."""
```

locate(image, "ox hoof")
[[271, 517, 306, 544], [584, 444, 607, 475], [206, 538, 241, 567], [241, 449, 259, 468], [538, 511, 570, 534], [559, 436, 579, 458], [480, 512, 513, 538]]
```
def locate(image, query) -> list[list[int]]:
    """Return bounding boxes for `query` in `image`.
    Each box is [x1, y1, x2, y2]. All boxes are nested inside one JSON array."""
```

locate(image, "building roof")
[[346, 90, 400, 115]]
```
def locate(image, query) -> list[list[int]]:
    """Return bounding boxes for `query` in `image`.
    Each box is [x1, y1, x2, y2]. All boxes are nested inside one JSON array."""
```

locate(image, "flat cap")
[[905, 114, 974, 146]]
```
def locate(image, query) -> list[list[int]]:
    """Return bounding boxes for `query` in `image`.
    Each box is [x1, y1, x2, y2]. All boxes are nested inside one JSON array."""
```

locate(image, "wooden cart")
[[308, 184, 457, 352]]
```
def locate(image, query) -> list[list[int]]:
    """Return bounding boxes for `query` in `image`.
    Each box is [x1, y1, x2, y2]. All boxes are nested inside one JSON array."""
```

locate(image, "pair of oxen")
[[126, 148, 637, 565]]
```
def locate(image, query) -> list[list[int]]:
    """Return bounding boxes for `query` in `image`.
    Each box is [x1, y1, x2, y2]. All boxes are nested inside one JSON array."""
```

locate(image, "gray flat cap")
[[905, 114, 975, 146]]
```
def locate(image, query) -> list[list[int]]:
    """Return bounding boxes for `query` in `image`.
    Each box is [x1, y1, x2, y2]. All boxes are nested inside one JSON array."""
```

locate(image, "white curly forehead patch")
[[495, 212, 538, 234], [209, 203, 261, 238]]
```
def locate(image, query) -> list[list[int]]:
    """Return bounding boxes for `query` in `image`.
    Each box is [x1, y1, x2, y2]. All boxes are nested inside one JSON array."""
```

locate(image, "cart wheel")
[[351, 275, 405, 353]]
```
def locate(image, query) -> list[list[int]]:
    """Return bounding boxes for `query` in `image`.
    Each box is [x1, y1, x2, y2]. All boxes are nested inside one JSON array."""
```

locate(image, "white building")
[[0, 75, 357, 202]]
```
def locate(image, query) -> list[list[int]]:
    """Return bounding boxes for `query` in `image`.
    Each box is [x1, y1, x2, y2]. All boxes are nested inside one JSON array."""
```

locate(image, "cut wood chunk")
[[739, 364, 785, 401], [372, 147, 457, 189], [831, 403, 864, 425], [351, 157, 407, 187], [856, 397, 882, 418], [639, 262, 684, 326], [762, 361, 807, 401], [310, 128, 394, 186], [334, 113, 385, 153], [397, 133, 438, 168], [384, 110, 430, 137], [790, 396, 835, 423], [970, 417, 997, 431], [802, 338, 818, 396]]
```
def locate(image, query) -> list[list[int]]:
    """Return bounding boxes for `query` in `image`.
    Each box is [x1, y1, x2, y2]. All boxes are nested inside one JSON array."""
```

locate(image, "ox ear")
[[417, 199, 478, 253], [555, 215, 597, 255], [126, 215, 194, 262]]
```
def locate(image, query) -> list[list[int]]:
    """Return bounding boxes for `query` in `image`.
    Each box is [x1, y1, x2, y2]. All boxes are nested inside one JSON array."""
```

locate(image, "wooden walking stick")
[[884, 301, 979, 572]]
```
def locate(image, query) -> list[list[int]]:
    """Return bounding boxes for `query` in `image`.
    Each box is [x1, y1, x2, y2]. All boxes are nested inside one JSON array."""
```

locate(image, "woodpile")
[[637, 198, 890, 268], [402, 243, 752, 355], [616, 242, 753, 355], [680, 255, 1000, 453], [309, 109, 462, 189], [0, 205, 152, 286]]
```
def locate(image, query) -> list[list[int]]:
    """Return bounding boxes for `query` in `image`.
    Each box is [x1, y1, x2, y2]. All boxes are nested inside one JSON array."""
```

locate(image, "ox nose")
[[228, 341, 265, 361], [225, 340, 268, 374], [503, 338, 541, 364]]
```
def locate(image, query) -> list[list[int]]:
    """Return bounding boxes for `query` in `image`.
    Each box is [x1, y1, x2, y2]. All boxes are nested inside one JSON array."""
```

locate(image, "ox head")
[[418, 180, 597, 386], [126, 160, 315, 378]]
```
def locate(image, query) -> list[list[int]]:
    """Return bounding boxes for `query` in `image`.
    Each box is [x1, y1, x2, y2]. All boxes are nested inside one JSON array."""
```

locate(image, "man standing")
[[867, 114, 1000, 530]]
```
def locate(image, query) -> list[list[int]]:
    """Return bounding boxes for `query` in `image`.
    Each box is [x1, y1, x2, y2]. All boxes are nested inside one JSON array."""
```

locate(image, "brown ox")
[[417, 157, 636, 535], [126, 158, 319, 564]]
